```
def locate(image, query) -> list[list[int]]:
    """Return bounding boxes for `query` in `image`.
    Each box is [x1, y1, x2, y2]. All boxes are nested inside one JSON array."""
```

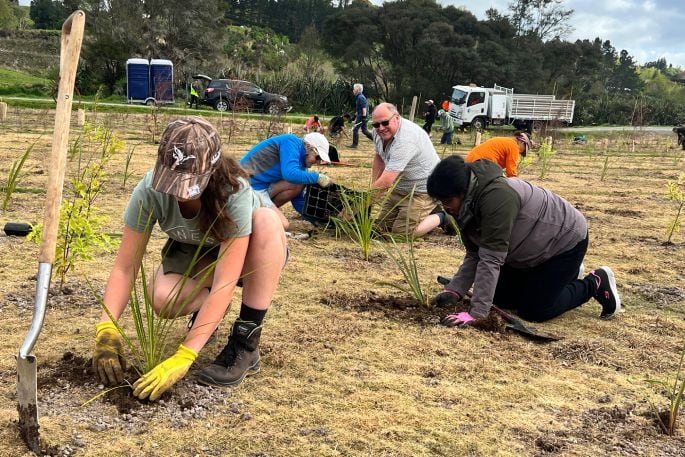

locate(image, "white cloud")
[[441, 0, 685, 68]]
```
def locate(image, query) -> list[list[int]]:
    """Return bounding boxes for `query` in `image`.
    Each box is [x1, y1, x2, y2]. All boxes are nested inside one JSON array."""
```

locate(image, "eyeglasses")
[[372, 115, 396, 129]]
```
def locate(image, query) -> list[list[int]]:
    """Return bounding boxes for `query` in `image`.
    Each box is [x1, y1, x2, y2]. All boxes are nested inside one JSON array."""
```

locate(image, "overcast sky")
[[447, 0, 685, 69]]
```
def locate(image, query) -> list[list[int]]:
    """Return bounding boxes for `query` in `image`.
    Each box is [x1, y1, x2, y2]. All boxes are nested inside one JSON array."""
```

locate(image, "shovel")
[[16, 10, 85, 454], [436, 275, 562, 341]]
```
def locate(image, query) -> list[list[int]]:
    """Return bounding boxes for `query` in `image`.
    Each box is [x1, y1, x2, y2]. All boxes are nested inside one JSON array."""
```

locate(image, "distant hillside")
[[0, 29, 60, 74]]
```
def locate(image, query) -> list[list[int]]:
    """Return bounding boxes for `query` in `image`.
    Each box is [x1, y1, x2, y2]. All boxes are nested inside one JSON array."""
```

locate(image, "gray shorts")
[[161, 238, 289, 277], [254, 187, 275, 208], [161, 239, 219, 276]]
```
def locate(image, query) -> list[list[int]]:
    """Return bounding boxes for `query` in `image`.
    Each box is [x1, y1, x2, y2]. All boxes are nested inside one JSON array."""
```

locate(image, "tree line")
[[2, 0, 684, 125]]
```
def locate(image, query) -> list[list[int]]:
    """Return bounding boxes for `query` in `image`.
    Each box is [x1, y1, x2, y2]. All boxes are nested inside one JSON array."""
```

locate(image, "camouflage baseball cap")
[[152, 117, 222, 200]]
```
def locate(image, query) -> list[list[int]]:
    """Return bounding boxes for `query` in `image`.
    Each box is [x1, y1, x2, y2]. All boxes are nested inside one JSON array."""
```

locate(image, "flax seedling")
[[665, 173, 685, 244], [331, 186, 378, 261], [95, 207, 240, 380], [2, 140, 35, 211], [99, 239, 221, 376], [379, 235, 433, 306], [645, 339, 685, 435]]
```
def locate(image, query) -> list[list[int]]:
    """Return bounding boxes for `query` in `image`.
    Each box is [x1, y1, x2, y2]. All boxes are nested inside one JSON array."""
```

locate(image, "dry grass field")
[[0, 106, 684, 457]]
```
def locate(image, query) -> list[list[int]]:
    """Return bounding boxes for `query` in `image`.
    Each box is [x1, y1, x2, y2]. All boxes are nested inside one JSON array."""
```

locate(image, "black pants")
[[423, 120, 435, 134], [189, 95, 199, 109], [493, 235, 596, 322]]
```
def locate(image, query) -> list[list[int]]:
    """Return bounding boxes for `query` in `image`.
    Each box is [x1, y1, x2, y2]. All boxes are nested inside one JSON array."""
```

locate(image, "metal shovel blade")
[[16, 354, 39, 453], [492, 307, 562, 342], [17, 262, 52, 453]]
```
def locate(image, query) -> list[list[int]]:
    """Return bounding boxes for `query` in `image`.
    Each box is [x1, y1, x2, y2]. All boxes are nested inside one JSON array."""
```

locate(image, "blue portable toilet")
[[126, 58, 150, 104], [150, 59, 174, 104]]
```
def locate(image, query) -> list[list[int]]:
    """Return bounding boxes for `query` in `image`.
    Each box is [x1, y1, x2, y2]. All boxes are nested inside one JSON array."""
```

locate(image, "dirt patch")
[[604, 208, 643, 217], [8, 277, 103, 312], [13, 349, 243, 456], [629, 282, 685, 307], [320, 291, 508, 333], [328, 247, 388, 264]]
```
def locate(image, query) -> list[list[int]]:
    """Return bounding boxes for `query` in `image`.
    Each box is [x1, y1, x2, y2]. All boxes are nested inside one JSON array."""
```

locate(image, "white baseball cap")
[[303, 132, 330, 163]]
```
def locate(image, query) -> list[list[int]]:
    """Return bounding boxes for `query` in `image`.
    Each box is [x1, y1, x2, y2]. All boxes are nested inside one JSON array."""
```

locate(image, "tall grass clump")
[[665, 173, 685, 244], [331, 186, 377, 261], [2, 140, 35, 210], [377, 190, 435, 305], [379, 234, 433, 306], [645, 339, 685, 435]]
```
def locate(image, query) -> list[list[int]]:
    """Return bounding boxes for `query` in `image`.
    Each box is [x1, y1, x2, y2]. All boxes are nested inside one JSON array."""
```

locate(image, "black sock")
[[238, 303, 267, 326]]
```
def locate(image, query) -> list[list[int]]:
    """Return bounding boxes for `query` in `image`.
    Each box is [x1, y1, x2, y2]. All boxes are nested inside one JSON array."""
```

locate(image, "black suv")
[[195, 77, 291, 114]]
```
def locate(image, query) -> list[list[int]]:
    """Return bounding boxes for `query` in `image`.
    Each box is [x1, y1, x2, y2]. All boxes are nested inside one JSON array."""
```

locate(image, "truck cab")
[[448, 83, 575, 132], [449, 85, 508, 130]]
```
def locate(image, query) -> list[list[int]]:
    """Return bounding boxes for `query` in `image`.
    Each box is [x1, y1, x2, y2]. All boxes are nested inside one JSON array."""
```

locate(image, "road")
[[557, 126, 675, 135]]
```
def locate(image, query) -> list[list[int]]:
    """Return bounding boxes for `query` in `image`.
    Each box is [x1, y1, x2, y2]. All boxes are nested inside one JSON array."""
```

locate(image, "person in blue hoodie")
[[240, 133, 332, 229]]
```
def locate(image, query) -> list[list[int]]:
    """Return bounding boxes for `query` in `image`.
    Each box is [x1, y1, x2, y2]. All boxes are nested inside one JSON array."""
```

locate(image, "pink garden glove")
[[441, 311, 476, 327]]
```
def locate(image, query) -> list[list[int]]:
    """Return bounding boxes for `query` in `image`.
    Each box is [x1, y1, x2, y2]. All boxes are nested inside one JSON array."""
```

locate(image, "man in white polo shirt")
[[370, 102, 440, 235]]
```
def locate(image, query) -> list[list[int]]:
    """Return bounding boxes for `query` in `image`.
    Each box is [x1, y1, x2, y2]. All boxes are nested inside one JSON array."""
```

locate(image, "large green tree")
[[29, 0, 68, 29], [78, 0, 224, 94]]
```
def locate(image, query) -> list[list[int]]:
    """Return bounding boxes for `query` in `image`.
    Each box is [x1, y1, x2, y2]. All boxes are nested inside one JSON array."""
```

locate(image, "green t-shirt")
[[123, 171, 262, 246]]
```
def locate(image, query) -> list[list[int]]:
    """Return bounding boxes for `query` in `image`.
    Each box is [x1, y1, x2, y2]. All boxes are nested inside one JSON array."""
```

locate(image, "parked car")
[[194, 76, 291, 114]]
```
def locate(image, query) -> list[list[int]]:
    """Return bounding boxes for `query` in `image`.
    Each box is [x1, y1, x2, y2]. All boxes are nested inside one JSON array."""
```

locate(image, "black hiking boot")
[[198, 320, 262, 386], [588, 266, 622, 319]]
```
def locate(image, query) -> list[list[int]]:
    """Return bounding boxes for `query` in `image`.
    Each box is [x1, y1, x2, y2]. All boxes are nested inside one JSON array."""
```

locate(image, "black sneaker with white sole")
[[588, 266, 622, 319]]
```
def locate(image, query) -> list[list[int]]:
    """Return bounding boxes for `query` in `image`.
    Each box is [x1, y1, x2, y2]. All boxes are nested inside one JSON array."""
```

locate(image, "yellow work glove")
[[93, 321, 126, 385], [132, 344, 198, 401]]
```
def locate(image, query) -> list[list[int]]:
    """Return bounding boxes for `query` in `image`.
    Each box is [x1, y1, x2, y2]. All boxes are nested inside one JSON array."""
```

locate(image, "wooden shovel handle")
[[38, 10, 85, 263]]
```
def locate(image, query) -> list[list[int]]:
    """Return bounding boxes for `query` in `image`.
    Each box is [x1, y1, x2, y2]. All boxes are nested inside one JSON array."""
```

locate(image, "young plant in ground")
[[600, 153, 610, 181], [100, 240, 222, 377], [645, 339, 685, 435], [2, 139, 35, 211], [665, 173, 685, 244], [537, 138, 555, 179], [331, 185, 378, 261], [378, 234, 434, 307], [377, 190, 436, 306], [517, 152, 535, 175], [96, 206, 240, 380], [122, 143, 137, 189], [29, 122, 122, 287]]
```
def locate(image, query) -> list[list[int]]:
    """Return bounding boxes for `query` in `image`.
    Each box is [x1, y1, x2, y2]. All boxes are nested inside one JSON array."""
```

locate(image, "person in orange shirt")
[[304, 115, 323, 133], [465, 132, 532, 177]]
